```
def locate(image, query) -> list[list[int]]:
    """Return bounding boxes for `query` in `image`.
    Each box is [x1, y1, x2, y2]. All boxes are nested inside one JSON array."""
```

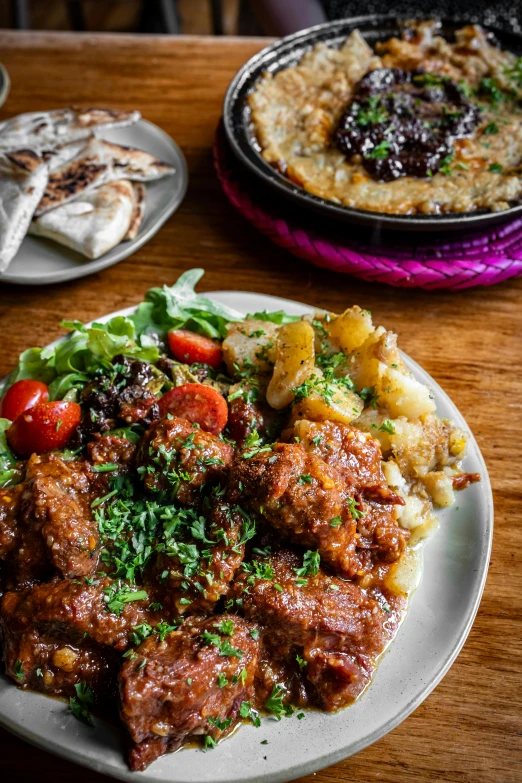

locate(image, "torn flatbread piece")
[[36, 137, 174, 215], [125, 183, 146, 240], [0, 107, 140, 153], [0, 150, 48, 272], [29, 180, 135, 260]]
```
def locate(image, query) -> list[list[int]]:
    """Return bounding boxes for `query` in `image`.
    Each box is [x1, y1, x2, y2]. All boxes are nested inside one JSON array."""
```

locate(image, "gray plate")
[[0, 63, 10, 110], [0, 119, 188, 286], [0, 290, 493, 782], [223, 15, 522, 233]]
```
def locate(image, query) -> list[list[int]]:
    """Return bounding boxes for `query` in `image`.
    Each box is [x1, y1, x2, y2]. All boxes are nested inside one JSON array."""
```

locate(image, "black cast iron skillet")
[[223, 15, 522, 233]]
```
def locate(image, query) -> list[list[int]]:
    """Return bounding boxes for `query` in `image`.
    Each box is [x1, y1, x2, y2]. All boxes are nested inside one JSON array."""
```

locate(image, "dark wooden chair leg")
[[66, 1, 86, 31], [211, 0, 223, 35], [10, 0, 30, 29], [158, 0, 180, 34]]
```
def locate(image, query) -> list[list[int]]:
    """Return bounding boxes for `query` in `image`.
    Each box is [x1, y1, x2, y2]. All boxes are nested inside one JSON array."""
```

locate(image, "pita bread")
[[125, 183, 146, 240], [36, 137, 174, 215], [0, 108, 140, 153], [0, 150, 48, 272], [29, 180, 135, 260]]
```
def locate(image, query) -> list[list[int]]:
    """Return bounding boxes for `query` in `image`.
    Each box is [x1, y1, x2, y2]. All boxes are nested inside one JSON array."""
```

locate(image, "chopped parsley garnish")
[[489, 162, 503, 173], [250, 628, 260, 641], [240, 701, 261, 727], [413, 72, 447, 87], [242, 560, 275, 584], [347, 496, 365, 521], [294, 550, 320, 578], [55, 419, 63, 432], [103, 582, 148, 615], [217, 673, 228, 688], [477, 77, 503, 106], [208, 716, 232, 731], [359, 386, 379, 409], [92, 462, 119, 473], [298, 474, 313, 485], [214, 618, 235, 636], [69, 682, 94, 727], [200, 629, 244, 659], [483, 122, 499, 135], [14, 659, 24, 681], [296, 654, 307, 670], [330, 516, 342, 527], [504, 57, 522, 88], [264, 683, 293, 720], [203, 735, 216, 750], [293, 370, 356, 406], [366, 140, 391, 160], [355, 95, 388, 127], [311, 435, 323, 446], [379, 419, 395, 434]]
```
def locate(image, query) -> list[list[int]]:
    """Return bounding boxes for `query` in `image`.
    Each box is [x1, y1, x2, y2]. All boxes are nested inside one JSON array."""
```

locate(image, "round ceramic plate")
[[0, 290, 493, 783], [0, 119, 188, 286], [0, 63, 10, 110]]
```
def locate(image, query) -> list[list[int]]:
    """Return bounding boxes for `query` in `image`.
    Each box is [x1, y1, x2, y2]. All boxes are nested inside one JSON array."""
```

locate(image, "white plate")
[[0, 119, 188, 286], [0, 291, 493, 782]]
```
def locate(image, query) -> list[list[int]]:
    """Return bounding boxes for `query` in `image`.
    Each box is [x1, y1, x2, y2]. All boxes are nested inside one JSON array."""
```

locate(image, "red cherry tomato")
[[158, 383, 228, 435], [168, 329, 222, 370], [1, 379, 49, 422], [7, 401, 81, 458]]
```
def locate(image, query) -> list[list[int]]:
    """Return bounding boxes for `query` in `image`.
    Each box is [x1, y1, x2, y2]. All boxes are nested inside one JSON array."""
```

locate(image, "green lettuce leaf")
[[246, 310, 301, 325], [0, 418, 23, 488], [132, 268, 242, 340]]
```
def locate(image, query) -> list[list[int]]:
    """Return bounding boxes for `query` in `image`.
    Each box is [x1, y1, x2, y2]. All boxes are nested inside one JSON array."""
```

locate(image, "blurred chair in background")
[[8, 0, 229, 34]]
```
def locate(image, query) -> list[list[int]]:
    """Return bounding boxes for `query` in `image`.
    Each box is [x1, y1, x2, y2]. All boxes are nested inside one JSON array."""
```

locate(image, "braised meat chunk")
[[137, 417, 233, 504], [153, 501, 250, 616], [6, 453, 100, 588], [119, 615, 260, 770], [294, 419, 404, 504], [87, 433, 137, 472], [232, 548, 404, 710], [0, 576, 161, 701], [0, 483, 23, 560], [228, 442, 359, 578]]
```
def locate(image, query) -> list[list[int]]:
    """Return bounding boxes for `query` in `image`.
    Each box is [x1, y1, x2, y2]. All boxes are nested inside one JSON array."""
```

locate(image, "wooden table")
[[0, 30, 521, 783]]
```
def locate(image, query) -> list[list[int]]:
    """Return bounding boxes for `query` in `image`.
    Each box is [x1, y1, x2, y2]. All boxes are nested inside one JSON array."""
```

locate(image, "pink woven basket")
[[214, 122, 522, 290]]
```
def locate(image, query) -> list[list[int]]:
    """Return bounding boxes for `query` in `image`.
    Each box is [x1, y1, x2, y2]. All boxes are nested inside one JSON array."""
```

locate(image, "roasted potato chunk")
[[267, 321, 315, 410]]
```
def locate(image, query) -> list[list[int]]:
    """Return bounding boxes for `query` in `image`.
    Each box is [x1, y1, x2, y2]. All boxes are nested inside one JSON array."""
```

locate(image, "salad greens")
[[0, 418, 23, 487], [2, 269, 243, 404]]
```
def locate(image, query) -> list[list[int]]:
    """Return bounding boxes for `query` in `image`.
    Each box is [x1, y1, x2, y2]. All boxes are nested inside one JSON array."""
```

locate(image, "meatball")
[[137, 417, 233, 504], [232, 548, 404, 710], [8, 453, 100, 587], [153, 502, 249, 616], [228, 442, 359, 578], [119, 615, 260, 770]]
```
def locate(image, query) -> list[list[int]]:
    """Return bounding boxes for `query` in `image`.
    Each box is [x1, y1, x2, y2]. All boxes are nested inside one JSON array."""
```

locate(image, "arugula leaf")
[[0, 419, 23, 488], [131, 269, 242, 340]]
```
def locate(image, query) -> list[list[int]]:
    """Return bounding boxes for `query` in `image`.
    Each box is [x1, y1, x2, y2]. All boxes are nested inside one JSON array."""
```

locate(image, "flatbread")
[[0, 150, 48, 272], [0, 108, 140, 153], [36, 137, 174, 215], [29, 180, 135, 260], [125, 183, 146, 240]]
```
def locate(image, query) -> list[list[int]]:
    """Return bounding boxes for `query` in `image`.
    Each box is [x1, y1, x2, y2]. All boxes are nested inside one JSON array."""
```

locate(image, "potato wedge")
[[328, 305, 375, 354], [222, 319, 279, 377], [291, 378, 364, 425], [266, 321, 315, 410]]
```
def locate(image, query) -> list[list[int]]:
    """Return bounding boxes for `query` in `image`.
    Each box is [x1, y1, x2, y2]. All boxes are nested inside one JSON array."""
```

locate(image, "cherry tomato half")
[[168, 329, 222, 370], [0, 379, 49, 422], [7, 401, 81, 458], [158, 383, 228, 435]]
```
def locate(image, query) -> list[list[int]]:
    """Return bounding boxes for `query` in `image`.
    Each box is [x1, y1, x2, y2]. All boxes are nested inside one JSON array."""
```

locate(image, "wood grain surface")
[[0, 31, 521, 783]]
